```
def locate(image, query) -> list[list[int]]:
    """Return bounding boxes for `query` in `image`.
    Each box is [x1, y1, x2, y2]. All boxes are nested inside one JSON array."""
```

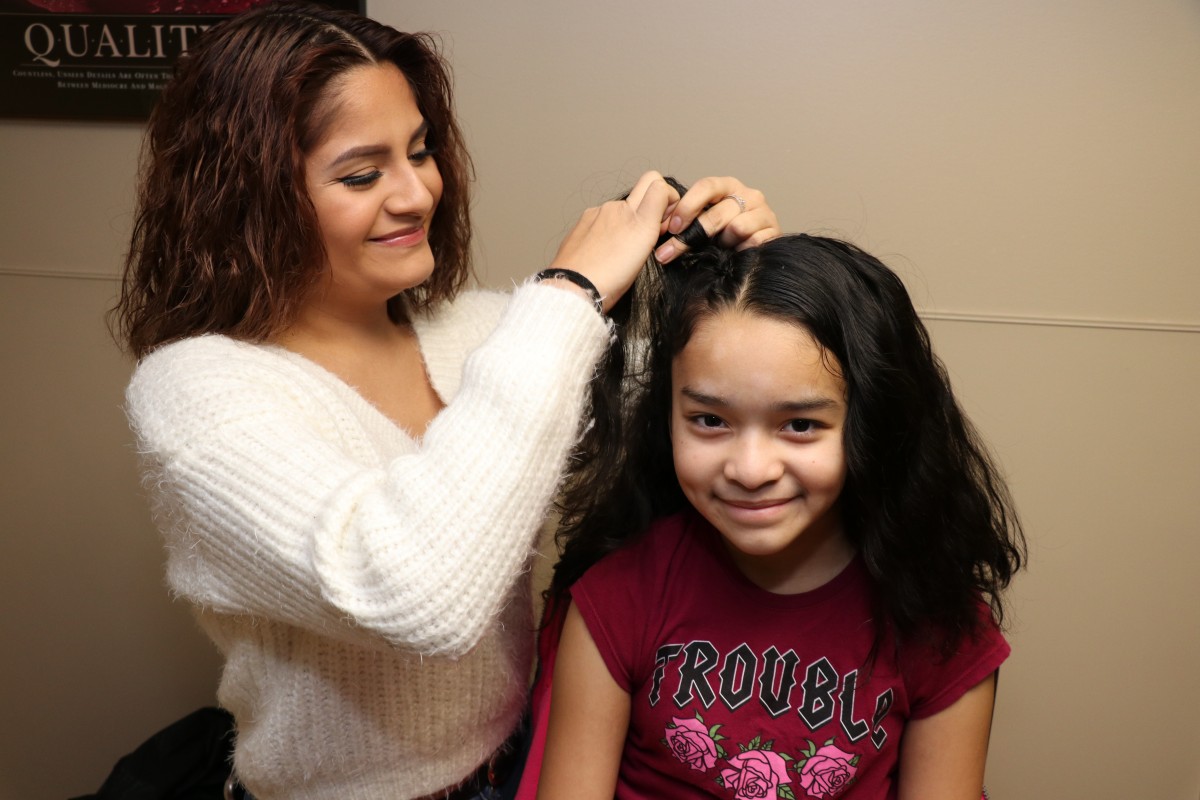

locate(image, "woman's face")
[[304, 63, 443, 313]]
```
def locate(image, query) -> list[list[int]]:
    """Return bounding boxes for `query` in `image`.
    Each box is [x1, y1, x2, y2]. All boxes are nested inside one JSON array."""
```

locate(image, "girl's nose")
[[723, 435, 784, 490]]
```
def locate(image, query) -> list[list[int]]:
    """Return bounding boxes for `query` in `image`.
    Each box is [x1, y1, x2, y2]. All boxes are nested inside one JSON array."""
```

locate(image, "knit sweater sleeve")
[[126, 283, 608, 657]]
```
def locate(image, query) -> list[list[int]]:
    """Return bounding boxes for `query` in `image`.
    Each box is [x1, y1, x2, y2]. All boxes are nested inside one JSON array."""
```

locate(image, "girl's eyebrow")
[[679, 387, 727, 407], [680, 386, 840, 413], [327, 121, 430, 169], [774, 398, 841, 413]]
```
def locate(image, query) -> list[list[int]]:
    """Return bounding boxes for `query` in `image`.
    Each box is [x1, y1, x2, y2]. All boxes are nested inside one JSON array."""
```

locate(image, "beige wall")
[[1, 1, 1197, 797]]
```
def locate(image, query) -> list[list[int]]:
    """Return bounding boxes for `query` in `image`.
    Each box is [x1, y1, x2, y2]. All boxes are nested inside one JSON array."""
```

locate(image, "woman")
[[112, 2, 779, 799]]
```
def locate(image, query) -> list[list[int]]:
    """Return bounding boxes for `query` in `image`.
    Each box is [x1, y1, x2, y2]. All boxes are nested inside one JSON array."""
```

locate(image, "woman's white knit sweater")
[[125, 283, 609, 800]]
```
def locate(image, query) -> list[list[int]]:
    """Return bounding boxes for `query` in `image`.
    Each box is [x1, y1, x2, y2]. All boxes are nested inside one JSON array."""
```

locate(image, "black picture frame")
[[0, 0, 364, 121]]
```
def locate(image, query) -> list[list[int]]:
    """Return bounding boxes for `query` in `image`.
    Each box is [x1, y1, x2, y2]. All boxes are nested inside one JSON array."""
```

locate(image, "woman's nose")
[[384, 164, 437, 217]]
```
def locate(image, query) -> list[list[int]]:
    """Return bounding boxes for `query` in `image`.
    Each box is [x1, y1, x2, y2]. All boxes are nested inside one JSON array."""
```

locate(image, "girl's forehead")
[[672, 309, 845, 400], [686, 309, 819, 358]]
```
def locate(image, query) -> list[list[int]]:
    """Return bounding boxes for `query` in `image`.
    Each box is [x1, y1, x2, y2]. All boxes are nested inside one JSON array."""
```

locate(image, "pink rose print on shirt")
[[719, 748, 792, 800], [796, 741, 858, 799], [665, 716, 721, 772]]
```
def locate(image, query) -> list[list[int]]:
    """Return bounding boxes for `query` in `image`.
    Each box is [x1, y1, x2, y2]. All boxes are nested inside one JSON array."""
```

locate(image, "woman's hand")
[[547, 170, 678, 312], [654, 176, 780, 264]]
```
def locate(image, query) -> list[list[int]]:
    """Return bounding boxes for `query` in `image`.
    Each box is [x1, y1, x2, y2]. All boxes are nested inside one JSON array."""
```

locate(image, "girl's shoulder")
[[575, 511, 702, 593], [895, 604, 1011, 719]]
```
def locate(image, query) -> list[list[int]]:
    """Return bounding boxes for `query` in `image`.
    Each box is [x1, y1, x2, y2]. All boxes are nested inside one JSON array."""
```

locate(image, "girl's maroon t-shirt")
[[570, 510, 1009, 800]]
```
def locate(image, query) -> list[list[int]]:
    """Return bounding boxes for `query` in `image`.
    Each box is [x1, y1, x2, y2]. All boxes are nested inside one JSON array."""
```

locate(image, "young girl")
[[113, 4, 779, 798], [535, 234, 1025, 799]]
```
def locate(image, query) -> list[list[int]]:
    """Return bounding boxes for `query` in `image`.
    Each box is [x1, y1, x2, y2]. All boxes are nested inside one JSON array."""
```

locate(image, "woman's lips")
[[371, 225, 426, 247]]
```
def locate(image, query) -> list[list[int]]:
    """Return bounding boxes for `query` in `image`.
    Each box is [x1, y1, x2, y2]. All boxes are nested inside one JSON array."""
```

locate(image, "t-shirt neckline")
[[685, 509, 866, 610]]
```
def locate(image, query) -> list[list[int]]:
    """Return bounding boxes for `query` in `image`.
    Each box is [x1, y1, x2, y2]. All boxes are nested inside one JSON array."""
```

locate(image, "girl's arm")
[[537, 602, 631, 800], [897, 671, 997, 800]]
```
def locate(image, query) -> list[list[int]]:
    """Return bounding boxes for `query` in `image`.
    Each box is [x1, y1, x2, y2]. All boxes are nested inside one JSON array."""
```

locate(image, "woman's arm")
[[128, 285, 609, 657], [897, 671, 997, 800], [130, 173, 779, 658], [537, 602, 631, 800]]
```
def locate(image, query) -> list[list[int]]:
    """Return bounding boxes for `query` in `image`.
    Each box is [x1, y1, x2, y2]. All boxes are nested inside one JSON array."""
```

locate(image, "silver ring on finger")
[[723, 193, 747, 213]]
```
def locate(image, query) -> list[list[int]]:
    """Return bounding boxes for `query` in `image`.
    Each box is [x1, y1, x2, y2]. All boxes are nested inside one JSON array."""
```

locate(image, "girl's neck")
[[719, 511, 855, 596]]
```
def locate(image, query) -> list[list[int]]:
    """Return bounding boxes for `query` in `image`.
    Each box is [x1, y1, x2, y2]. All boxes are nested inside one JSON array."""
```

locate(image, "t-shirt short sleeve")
[[902, 604, 1011, 720], [569, 543, 649, 694]]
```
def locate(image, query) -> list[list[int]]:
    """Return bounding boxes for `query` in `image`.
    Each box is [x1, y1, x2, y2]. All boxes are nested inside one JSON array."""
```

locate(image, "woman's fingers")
[[654, 177, 777, 263], [546, 172, 676, 310], [717, 206, 782, 250], [539, 170, 778, 309], [625, 169, 678, 214], [666, 178, 760, 233]]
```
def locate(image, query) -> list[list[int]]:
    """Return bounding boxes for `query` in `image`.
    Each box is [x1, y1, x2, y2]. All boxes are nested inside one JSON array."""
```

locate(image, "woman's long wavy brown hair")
[[113, 1, 473, 358]]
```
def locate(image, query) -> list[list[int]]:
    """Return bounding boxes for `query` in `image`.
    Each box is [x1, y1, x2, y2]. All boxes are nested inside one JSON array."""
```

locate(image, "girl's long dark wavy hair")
[[550, 231, 1025, 652], [113, 0, 473, 358]]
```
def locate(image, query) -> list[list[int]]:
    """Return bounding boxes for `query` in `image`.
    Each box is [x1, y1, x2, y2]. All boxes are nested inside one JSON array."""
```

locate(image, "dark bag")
[[72, 707, 235, 800]]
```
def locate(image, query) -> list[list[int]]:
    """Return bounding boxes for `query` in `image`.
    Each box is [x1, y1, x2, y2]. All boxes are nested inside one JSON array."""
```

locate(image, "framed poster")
[[0, 0, 363, 121]]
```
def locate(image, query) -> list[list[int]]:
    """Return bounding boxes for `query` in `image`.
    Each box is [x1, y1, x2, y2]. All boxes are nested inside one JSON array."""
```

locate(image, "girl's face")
[[670, 309, 850, 594], [303, 63, 443, 314]]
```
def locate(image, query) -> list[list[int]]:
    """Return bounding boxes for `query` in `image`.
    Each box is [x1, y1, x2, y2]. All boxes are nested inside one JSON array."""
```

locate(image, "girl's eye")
[[784, 419, 817, 434], [692, 414, 726, 429], [338, 169, 383, 188], [408, 146, 437, 165]]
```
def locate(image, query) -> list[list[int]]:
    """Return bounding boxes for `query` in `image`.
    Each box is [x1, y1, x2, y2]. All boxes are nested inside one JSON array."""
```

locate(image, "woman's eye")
[[338, 169, 383, 188], [693, 414, 725, 429], [408, 146, 437, 165], [784, 419, 817, 434]]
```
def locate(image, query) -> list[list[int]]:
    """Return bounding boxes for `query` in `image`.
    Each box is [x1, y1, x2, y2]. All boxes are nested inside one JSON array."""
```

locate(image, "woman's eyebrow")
[[329, 144, 390, 169], [326, 121, 430, 169]]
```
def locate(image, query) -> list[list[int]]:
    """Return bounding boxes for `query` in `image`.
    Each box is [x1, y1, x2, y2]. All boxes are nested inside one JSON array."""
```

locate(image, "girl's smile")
[[718, 496, 799, 522]]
